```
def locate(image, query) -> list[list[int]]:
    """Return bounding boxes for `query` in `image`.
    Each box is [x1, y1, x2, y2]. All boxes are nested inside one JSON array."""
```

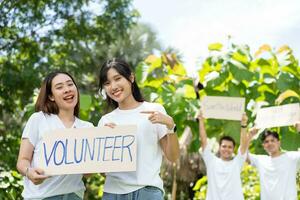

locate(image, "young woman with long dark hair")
[[98, 58, 180, 200]]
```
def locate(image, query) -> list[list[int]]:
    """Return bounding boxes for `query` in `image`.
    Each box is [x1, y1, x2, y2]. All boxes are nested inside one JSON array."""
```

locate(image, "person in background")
[[248, 128, 300, 200], [198, 111, 252, 200]]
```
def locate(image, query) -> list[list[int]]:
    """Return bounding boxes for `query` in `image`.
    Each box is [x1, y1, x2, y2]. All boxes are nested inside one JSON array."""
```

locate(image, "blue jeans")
[[102, 186, 163, 200], [43, 192, 82, 200]]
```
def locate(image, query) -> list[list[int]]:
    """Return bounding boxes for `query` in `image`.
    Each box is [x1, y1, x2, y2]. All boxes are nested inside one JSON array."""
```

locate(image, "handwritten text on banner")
[[39, 125, 137, 175], [202, 96, 245, 120], [255, 103, 300, 129]]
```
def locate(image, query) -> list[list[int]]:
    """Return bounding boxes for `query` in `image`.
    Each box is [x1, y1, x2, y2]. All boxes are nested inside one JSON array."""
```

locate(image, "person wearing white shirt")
[[16, 71, 93, 200], [97, 58, 180, 200], [248, 129, 300, 200], [198, 111, 250, 200]]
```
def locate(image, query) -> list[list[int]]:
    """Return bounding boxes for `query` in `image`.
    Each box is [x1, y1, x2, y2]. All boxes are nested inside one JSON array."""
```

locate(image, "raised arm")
[[239, 113, 248, 154], [245, 127, 259, 163], [197, 110, 207, 150]]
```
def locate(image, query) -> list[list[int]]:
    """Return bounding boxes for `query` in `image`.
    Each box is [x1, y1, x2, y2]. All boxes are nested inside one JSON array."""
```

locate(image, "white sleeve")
[[155, 104, 168, 140], [235, 148, 247, 169], [22, 112, 40, 147], [97, 116, 109, 127], [248, 153, 259, 167], [287, 151, 300, 165], [201, 145, 214, 167], [85, 121, 94, 128]]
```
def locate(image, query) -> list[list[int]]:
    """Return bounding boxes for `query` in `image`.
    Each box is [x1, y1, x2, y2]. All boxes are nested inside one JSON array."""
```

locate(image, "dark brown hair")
[[261, 130, 280, 142], [98, 58, 144, 109], [219, 135, 236, 147], [35, 71, 80, 117]]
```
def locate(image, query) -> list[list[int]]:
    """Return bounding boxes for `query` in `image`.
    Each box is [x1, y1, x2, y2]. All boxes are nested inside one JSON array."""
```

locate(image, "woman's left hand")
[[141, 111, 174, 129]]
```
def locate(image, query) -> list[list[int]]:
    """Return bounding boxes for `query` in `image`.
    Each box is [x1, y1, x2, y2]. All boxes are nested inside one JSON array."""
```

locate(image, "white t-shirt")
[[97, 102, 168, 194], [21, 111, 93, 199], [249, 152, 300, 200], [202, 146, 246, 200]]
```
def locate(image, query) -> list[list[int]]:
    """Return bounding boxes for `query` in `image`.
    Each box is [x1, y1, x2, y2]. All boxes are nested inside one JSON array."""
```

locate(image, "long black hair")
[[99, 58, 144, 109]]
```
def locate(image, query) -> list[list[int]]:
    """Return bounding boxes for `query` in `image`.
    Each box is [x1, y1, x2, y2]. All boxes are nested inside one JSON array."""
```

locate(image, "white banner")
[[202, 96, 245, 120], [38, 125, 137, 175], [255, 103, 300, 129]]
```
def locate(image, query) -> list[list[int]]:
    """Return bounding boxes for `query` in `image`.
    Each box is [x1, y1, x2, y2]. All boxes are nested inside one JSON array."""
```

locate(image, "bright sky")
[[133, 0, 300, 75]]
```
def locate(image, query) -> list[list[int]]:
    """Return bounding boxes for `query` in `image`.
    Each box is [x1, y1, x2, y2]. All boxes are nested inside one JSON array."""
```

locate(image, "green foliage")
[[135, 53, 200, 151], [84, 174, 105, 200], [0, 170, 23, 200]]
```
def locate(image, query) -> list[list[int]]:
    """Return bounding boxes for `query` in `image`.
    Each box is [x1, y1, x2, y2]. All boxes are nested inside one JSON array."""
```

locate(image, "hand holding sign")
[[241, 113, 248, 127], [27, 167, 49, 185]]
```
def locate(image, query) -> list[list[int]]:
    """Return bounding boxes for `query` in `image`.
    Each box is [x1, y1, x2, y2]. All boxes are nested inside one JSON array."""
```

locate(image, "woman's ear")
[[130, 73, 135, 83], [49, 95, 55, 102]]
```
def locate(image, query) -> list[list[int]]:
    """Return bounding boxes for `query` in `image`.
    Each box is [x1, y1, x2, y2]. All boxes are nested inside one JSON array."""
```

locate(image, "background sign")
[[39, 125, 137, 175], [202, 96, 245, 120], [255, 103, 300, 129]]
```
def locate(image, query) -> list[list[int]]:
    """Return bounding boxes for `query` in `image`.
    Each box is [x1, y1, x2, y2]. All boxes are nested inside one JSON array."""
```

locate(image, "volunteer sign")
[[202, 96, 245, 120], [39, 125, 137, 175], [255, 103, 300, 129]]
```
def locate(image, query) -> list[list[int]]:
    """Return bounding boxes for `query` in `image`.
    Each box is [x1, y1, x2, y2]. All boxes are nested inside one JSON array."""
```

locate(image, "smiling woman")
[[97, 58, 180, 200], [16, 71, 93, 200]]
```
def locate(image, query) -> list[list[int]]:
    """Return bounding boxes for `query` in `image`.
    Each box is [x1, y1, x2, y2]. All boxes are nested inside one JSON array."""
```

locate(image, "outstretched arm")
[[245, 127, 259, 163], [141, 111, 180, 162], [239, 113, 248, 155], [197, 110, 207, 150]]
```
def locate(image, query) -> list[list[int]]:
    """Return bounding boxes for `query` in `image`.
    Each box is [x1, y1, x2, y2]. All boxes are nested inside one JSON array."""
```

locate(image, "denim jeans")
[[102, 186, 163, 200], [43, 192, 82, 200]]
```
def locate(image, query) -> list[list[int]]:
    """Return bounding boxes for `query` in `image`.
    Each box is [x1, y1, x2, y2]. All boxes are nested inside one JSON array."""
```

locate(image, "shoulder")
[[76, 118, 94, 128], [285, 151, 300, 159], [97, 109, 118, 126], [102, 108, 119, 118], [26, 111, 46, 122], [143, 102, 165, 111], [249, 153, 265, 160]]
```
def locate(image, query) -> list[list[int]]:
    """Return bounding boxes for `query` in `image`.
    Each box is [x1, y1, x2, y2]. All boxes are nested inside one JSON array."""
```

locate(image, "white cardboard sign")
[[202, 96, 245, 120], [38, 125, 137, 175], [255, 103, 300, 129]]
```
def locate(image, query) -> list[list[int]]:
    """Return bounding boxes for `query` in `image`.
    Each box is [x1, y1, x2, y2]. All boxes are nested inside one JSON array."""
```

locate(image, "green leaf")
[[208, 43, 223, 51], [223, 121, 241, 144], [229, 62, 254, 82], [275, 90, 300, 105], [184, 84, 196, 99], [280, 127, 300, 151], [193, 176, 207, 190], [80, 94, 92, 111], [135, 63, 149, 84], [277, 73, 299, 92]]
